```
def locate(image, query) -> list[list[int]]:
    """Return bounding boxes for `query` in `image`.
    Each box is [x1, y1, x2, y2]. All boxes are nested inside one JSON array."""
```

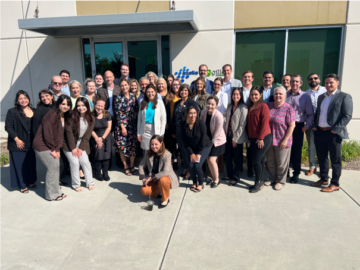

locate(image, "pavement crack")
[[340, 187, 360, 207]]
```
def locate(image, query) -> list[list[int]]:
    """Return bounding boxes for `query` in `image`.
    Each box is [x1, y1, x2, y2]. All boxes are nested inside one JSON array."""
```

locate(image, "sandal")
[[130, 167, 138, 175], [61, 193, 67, 199], [124, 168, 132, 176], [27, 184, 37, 189], [53, 196, 63, 201], [75, 187, 83, 192], [89, 185, 95, 190], [194, 185, 205, 193], [190, 185, 197, 192], [20, 188, 29, 194], [211, 181, 220, 188]]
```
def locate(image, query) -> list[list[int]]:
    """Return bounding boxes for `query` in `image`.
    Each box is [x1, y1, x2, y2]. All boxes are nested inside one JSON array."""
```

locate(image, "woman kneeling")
[[139, 135, 179, 208]]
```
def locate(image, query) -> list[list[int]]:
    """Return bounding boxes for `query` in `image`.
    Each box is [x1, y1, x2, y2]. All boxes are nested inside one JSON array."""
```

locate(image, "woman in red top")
[[247, 85, 272, 193]]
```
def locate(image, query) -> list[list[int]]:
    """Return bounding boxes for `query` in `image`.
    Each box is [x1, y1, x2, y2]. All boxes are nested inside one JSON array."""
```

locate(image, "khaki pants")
[[266, 145, 291, 185], [141, 176, 171, 202]]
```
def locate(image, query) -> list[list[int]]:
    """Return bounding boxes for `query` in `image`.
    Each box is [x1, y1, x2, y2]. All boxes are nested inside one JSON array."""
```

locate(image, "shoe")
[[221, 176, 232, 181], [206, 178, 213, 185], [103, 170, 110, 181], [290, 175, 299, 184], [173, 162, 178, 170], [247, 170, 254, 178], [274, 183, 282, 190], [94, 170, 104, 181], [287, 170, 290, 178], [311, 179, 329, 187], [306, 168, 316, 176], [264, 181, 271, 186], [194, 185, 205, 193], [228, 179, 237, 186], [321, 184, 340, 192], [211, 181, 220, 188], [159, 199, 170, 209], [59, 181, 68, 186], [249, 180, 264, 193]]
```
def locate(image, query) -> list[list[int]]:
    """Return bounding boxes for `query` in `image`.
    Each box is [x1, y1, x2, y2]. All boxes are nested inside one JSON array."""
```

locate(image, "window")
[[235, 27, 342, 90], [82, 38, 92, 79], [161, 36, 170, 79]]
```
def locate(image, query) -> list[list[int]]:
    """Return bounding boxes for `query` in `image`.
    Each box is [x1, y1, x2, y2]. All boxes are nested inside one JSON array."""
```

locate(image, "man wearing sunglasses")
[[49, 76, 68, 101], [305, 73, 326, 176]]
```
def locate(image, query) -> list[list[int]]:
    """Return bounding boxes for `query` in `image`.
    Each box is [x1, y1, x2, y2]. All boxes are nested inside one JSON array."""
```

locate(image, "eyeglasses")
[[214, 83, 222, 86], [309, 77, 319, 81], [53, 82, 62, 85], [199, 70, 208, 72]]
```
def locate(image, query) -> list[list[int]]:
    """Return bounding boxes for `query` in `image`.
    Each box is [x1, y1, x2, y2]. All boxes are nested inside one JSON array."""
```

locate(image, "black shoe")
[[228, 180, 237, 186], [249, 180, 264, 193], [247, 170, 254, 178], [290, 174, 299, 184], [59, 181, 68, 186], [94, 170, 103, 181], [287, 170, 290, 178], [157, 194, 162, 199], [159, 199, 170, 209], [211, 181, 220, 188], [103, 170, 110, 181], [173, 162, 178, 170], [206, 177, 213, 185]]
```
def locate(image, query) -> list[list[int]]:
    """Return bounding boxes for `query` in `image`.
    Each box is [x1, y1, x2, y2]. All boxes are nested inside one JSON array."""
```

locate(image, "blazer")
[[182, 118, 212, 155], [193, 92, 210, 113], [96, 85, 121, 112], [190, 78, 214, 94], [139, 150, 179, 189], [200, 109, 226, 147], [5, 107, 36, 152], [33, 110, 64, 152], [314, 90, 353, 139], [171, 98, 199, 135], [225, 103, 249, 144], [62, 115, 96, 154], [32, 103, 53, 137], [260, 86, 275, 103], [137, 99, 166, 137]]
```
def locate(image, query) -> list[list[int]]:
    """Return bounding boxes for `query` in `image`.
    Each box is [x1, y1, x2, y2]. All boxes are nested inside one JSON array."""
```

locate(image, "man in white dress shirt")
[[221, 64, 242, 102]]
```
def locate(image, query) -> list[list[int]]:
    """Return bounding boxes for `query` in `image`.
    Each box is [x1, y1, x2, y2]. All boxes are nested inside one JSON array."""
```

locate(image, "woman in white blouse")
[[212, 77, 228, 117]]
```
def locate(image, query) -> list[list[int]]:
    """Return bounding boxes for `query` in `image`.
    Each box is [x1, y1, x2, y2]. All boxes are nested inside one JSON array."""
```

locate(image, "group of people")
[[5, 62, 353, 208]]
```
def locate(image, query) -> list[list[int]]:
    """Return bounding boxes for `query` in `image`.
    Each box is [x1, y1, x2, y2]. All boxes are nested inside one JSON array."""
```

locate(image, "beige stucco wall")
[[76, 1, 169, 16], [235, 1, 347, 29]]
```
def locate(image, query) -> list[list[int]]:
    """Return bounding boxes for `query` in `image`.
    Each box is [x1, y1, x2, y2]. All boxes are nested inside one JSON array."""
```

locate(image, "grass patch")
[[1, 153, 9, 166]]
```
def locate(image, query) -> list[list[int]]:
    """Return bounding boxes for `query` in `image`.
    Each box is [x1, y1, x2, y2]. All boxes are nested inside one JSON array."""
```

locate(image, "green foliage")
[[1, 153, 9, 166]]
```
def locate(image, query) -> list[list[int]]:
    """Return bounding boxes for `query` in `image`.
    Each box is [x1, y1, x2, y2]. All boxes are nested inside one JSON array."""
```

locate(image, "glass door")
[[94, 42, 123, 78]]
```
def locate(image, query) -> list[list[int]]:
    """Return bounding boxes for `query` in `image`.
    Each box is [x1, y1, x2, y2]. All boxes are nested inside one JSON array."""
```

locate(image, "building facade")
[[1, 1, 360, 139]]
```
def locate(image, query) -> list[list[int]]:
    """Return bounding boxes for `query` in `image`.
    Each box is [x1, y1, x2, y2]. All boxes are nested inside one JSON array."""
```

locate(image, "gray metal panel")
[[18, 10, 198, 36]]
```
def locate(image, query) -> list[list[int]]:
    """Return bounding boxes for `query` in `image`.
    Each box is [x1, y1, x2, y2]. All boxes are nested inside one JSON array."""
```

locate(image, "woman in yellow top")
[[164, 78, 181, 169]]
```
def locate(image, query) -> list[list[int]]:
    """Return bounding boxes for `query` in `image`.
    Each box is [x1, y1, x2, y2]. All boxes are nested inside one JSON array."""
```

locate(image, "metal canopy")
[[18, 10, 198, 36]]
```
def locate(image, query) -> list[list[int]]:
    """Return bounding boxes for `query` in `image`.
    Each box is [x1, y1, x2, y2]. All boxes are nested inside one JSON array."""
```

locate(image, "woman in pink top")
[[266, 86, 295, 190], [200, 96, 226, 188]]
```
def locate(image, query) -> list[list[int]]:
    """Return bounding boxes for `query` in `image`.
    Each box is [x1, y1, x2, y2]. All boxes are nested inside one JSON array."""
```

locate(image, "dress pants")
[[266, 145, 291, 185], [246, 143, 253, 172], [314, 129, 342, 186], [290, 122, 305, 175], [305, 127, 316, 169], [141, 176, 171, 202], [10, 148, 37, 189], [250, 134, 272, 183], [60, 149, 69, 180], [64, 150, 94, 189], [176, 128, 189, 170], [93, 159, 110, 170], [224, 136, 243, 180], [189, 146, 212, 186]]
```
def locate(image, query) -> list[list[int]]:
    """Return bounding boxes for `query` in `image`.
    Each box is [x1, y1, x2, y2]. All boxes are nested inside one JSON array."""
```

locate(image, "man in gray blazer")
[[222, 64, 242, 102], [311, 73, 353, 192]]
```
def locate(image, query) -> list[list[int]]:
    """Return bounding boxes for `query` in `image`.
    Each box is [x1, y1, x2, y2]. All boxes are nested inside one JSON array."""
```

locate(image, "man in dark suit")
[[190, 64, 214, 94], [311, 73, 353, 192], [114, 63, 131, 86], [261, 71, 275, 103]]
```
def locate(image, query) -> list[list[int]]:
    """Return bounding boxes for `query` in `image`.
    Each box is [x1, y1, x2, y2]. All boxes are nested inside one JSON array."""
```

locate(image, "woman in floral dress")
[[114, 79, 139, 176]]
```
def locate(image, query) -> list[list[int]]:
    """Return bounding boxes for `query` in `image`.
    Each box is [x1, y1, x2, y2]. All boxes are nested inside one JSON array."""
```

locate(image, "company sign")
[[175, 66, 223, 83]]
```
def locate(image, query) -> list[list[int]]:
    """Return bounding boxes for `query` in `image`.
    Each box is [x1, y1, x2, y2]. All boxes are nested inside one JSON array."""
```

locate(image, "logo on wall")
[[174, 66, 198, 83]]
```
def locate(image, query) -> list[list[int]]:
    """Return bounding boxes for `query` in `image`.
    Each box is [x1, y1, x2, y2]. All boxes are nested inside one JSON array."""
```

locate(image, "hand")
[[77, 148, 83, 157], [122, 128, 127, 136], [96, 137, 103, 144], [313, 128, 317, 131], [54, 151, 60, 159], [302, 127, 308, 132], [172, 134, 176, 138], [15, 138, 25, 149], [256, 139, 264, 149], [143, 177, 152, 186], [97, 142, 103, 149], [279, 139, 288, 150], [72, 149, 78, 157], [195, 154, 201, 162], [331, 130, 336, 134], [190, 154, 197, 163], [232, 141, 237, 148], [138, 136, 142, 142]]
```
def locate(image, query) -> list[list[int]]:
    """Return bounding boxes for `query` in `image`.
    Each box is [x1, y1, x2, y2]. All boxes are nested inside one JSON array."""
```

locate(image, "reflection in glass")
[[82, 38, 92, 79], [161, 36, 170, 79], [94, 42, 123, 78]]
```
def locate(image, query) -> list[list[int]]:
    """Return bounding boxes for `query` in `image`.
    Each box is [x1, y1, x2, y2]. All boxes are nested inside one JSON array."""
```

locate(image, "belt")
[[318, 127, 331, 131]]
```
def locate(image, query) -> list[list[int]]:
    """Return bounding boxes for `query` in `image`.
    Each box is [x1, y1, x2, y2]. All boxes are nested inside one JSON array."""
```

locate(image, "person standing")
[[137, 84, 166, 151], [91, 98, 114, 181], [182, 106, 212, 192], [191, 77, 210, 114], [62, 97, 95, 191], [265, 86, 295, 191], [138, 77, 161, 107], [139, 135, 179, 208], [146, 71, 158, 86], [282, 74, 292, 92], [212, 77, 228, 117], [157, 78, 168, 102], [84, 79, 97, 111], [114, 79, 139, 176], [69, 80, 83, 109], [172, 84, 199, 179], [304, 73, 326, 176], [166, 74, 175, 90], [33, 95, 72, 201], [247, 86, 272, 193], [286, 75, 314, 184], [49, 76, 68, 101], [200, 96, 226, 188], [190, 64, 214, 94], [5, 90, 37, 193], [114, 63, 131, 85], [94, 73, 104, 91], [97, 71, 121, 119], [224, 88, 248, 186], [32, 89, 54, 136], [59, 70, 71, 96], [222, 64, 242, 102], [311, 74, 353, 192], [130, 79, 141, 99], [261, 71, 275, 103]]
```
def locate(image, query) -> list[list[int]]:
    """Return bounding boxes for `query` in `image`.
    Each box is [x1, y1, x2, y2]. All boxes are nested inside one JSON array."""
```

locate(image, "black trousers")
[[246, 143, 253, 172], [290, 122, 304, 175], [225, 136, 243, 180], [250, 134, 272, 182], [93, 160, 110, 171], [189, 146, 212, 186], [10, 148, 37, 189], [59, 149, 69, 180], [314, 129, 342, 186]]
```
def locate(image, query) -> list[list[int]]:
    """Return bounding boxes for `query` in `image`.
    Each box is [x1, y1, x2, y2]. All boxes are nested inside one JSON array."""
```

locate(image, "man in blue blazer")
[[190, 64, 214, 94], [311, 73, 353, 192]]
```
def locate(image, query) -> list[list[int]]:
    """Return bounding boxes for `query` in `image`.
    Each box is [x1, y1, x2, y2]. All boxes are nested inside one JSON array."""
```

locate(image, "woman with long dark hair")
[[32, 89, 54, 136], [172, 84, 198, 179], [247, 85, 272, 193], [5, 90, 37, 193], [166, 74, 175, 90], [91, 98, 114, 181], [33, 95, 72, 201], [62, 97, 95, 191], [191, 77, 210, 114]]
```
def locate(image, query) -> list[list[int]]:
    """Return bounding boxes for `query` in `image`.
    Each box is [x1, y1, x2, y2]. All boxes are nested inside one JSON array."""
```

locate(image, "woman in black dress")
[[91, 98, 114, 181]]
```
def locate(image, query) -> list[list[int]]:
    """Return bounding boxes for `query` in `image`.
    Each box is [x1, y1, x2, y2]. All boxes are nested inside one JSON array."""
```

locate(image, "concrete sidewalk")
[[1, 161, 360, 270]]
